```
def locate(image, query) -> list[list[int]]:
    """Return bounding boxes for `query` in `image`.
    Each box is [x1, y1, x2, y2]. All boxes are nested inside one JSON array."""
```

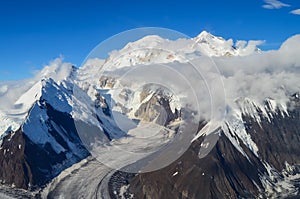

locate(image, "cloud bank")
[[213, 34, 300, 116]]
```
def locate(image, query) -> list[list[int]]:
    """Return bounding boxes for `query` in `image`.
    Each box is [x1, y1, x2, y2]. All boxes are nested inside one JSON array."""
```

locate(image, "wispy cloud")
[[262, 0, 290, 9], [290, 9, 300, 15]]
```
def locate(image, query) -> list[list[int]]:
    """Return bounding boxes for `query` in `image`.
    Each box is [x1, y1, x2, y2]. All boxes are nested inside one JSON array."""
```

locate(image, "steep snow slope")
[[0, 58, 75, 136]]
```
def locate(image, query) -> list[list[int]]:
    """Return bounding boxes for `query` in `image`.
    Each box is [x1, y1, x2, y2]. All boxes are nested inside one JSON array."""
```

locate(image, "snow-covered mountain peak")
[[193, 31, 237, 56], [14, 77, 71, 110], [83, 30, 265, 73], [193, 31, 264, 56], [123, 35, 165, 50], [0, 76, 74, 137], [195, 31, 225, 42]]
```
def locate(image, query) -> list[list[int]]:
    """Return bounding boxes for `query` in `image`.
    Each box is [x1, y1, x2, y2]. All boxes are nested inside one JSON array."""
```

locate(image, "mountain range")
[[0, 31, 299, 199]]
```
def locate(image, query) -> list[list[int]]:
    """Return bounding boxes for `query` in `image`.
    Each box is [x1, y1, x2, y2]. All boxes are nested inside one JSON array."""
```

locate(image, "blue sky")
[[0, 0, 299, 80]]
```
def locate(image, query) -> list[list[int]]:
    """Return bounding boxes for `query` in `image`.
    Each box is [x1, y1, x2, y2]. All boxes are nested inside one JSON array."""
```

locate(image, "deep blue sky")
[[0, 0, 299, 80]]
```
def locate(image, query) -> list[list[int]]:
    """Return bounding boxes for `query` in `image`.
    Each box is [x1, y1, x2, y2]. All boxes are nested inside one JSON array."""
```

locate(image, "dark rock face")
[[99, 76, 116, 88], [126, 97, 300, 199], [127, 132, 265, 199], [0, 101, 90, 190], [243, 97, 300, 172], [0, 129, 29, 189]]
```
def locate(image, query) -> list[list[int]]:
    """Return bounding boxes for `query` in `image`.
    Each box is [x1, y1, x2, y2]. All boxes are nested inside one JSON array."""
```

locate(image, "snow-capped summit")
[[195, 30, 225, 42], [193, 31, 237, 56], [123, 35, 165, 50], [85, 30, 263, 73], [104, 30, 264, 70]]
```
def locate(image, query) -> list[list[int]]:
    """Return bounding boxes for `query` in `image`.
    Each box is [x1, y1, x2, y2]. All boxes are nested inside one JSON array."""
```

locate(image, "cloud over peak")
[[262, 0, 290, 9]]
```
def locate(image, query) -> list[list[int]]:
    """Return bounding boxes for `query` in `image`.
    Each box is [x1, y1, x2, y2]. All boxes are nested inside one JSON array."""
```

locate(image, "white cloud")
[[290, 9, 300, 15], [213, 35, 300, 113], [0, 85, 8, 96], [262, 0, 290, 9], [236, 40, 265, 55]]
